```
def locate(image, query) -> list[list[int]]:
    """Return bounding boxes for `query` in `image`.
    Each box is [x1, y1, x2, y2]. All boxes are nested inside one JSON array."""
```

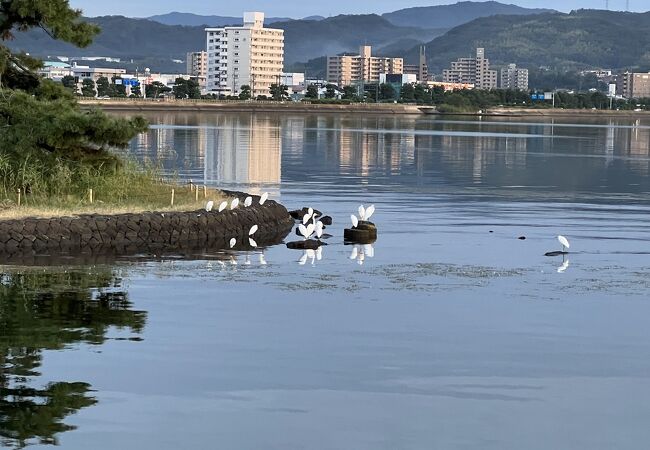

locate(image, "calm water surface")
[[2, 113, 650, 449]]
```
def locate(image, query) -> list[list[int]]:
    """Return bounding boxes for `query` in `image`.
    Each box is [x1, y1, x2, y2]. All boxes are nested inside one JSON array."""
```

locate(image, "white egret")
[[249, 225, 258, 236], [205, 201, 214, 212], [365, 205, 375, 220], [558, 235, 570, 252], [249, 238, 258, 248], [229, 238, 236, 248], [230, 198, 239, 210], [315, 221, 324, 239], [260, 192, 269, 205], [218, 201, 228, 212], [351, 214, 359, 228], [244, 196, 253, 207], [358, 205, 366, 221]]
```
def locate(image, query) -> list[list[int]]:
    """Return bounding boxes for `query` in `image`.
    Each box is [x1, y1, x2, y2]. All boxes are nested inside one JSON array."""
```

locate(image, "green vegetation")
[[416, 10, 650, 74], [172, 77, 201, 99], [0, 0, 217, 216]]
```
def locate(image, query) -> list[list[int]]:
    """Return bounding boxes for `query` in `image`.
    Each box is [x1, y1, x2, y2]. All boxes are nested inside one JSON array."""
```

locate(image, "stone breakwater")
[[0, 193, 294, 260]]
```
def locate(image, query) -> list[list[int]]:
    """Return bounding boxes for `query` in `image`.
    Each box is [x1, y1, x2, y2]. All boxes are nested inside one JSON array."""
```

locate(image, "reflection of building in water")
[[204, 115, 281, 184], [620, 121, 650, 174], [337, 117, 416, 177]]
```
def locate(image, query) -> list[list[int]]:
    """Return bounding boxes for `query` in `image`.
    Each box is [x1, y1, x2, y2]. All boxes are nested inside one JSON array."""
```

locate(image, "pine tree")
[[0, 0, 148, 195]]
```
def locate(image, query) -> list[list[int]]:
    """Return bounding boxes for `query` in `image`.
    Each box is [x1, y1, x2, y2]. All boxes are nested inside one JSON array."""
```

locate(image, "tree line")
[[62, 75, 201, 99]]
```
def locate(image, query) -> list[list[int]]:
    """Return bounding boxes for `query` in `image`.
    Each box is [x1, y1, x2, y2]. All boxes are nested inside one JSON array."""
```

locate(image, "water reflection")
[[125, 113, 650, 203], [0, 269, 146, 448]]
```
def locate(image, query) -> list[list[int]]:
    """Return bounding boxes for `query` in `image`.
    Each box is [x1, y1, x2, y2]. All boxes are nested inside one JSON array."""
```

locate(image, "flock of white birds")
[[202, 193, 572, 269]]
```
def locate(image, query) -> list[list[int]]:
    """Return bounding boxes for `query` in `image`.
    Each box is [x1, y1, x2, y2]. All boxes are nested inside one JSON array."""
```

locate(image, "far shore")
[[79, 98, 650, 119]]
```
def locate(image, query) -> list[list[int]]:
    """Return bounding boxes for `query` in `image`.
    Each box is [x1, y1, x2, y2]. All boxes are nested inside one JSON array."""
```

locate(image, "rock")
[[345, 221, 377, 243], [518, 236, 526, 240], [545, 251, 569, 257], [289, 207, 323, 221], [286, 240, 323, 250], [320, 216, 333, 226]]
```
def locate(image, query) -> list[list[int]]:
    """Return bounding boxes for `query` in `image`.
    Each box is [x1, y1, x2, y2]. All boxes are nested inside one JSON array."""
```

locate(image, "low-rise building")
[[427, 81, 475, 92], [38, 61, 73, 81], [327, 46, 403, 86], [442, 48, 497, 90], [500, 64, 529, 91], [617, 72, 650, 99]]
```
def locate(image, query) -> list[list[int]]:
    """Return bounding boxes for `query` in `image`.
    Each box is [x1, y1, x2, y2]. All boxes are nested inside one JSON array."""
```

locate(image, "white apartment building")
[[206, 12, 284, 97], [500, 64, 529, 91]]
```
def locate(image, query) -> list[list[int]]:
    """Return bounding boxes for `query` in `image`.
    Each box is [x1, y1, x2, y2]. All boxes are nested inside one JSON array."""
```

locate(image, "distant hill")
[[383, 1, 555, 28], [275, 14, 442, 64], [146, 12, 294, 27], [410, 9, 650, 73], [6, 14, 441, 65]]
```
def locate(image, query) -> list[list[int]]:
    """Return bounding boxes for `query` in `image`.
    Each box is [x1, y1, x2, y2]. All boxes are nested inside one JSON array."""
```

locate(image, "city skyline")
[[69, 0, 645, 18]]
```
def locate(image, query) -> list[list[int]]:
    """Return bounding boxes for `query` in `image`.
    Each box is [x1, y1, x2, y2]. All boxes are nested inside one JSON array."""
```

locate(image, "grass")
[[0, 158, 230, 220]]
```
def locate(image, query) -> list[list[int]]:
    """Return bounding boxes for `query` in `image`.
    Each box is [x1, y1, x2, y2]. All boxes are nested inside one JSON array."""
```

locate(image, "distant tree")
[[256, 95, 269, 101], [239, 84, 252, 100], [80, 78, 96, 97], [305, 84, 319, 99], [130, 84, 142, 97], [61, 75, 77, 93], [342, 85, 358, 100], [145, 81, 170, 98], [172, 77, 201, 99], [414, 84, 430, 103], [400, 83, 416, 101], [109, 77, 127, 97], [270, 83, 289, 101], [96, 76, 110, 96], [430, 85, 445, 104], [324, 84, 337, 99], [379, 83, 396, 100]]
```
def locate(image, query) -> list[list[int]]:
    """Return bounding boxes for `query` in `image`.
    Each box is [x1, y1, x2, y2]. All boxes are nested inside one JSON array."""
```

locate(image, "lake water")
[[3, 112, 650, 449]]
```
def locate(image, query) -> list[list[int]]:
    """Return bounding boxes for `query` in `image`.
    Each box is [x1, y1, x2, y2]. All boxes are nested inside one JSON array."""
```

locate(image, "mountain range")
[[6, 1, 650, 77]]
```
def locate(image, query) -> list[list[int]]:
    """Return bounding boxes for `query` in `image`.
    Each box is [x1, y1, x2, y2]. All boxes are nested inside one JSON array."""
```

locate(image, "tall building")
[[206, 12, 284, 97], [404, 46, 429, 83], [442, 48, 497, 90], [327, 46, 403, 86], [186, 51, 208, 77], [500, 64, 529, 91], [617, 72, 650, 99]]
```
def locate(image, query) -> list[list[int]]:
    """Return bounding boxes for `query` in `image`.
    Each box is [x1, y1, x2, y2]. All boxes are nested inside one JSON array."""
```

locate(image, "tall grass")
[[0, 152, 227, 218]]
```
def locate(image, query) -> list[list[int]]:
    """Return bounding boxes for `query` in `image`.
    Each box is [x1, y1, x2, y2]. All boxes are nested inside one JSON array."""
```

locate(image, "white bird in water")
[[558, 235, 570, 252], [230, 198, 240, 210], [357, 204, 375, 221], [315, 221, 324, 239], [218, 201, 228, 212], [350, 214, 359, 228], [229, 238, 236, 248], [298, 223, 316, 240], [205, 201, 214, 212], [302, 207, 314, 225], [244, 196, 253, 207], [260, 192, 269, 205]]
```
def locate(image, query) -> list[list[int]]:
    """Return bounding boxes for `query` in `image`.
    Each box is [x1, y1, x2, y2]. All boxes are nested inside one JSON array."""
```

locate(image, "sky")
[[68, 0, 646, 18]]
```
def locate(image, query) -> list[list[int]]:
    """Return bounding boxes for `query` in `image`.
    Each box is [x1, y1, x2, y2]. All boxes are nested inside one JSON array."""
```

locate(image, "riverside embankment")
[[0, 191, 294, 262]]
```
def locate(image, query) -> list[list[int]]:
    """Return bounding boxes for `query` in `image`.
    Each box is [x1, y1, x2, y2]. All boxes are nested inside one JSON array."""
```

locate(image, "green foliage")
[[400, 83, 416, 101], [109, 76, 127, 97], [324, 84, 337, 99], [95, 76, 110, 96], [80, 78, 95, 97], [145, 81, 170, 98], [60, 74, 77, 92], [305, 84, 319, 99], [416, 10, 650, 74], [270, 83, 289, 101], [379, 83, 396, 100], [130, 83, 141, 97], [342, 85, 359, 100], [238, 84, 251, 100], [172, 77, 201, 99]]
